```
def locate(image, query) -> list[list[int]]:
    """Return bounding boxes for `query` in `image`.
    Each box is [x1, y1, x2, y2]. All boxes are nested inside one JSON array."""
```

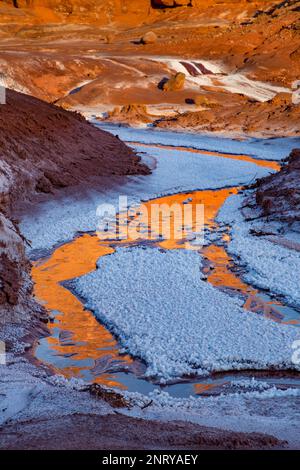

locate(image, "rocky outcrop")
[[0, 410, 285, 449], [0, 89, 149, 326], [152, 0, 191, 7]]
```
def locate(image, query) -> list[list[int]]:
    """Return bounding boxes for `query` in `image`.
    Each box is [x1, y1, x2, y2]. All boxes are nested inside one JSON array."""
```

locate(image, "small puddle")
[[32, 151, 299, 396]]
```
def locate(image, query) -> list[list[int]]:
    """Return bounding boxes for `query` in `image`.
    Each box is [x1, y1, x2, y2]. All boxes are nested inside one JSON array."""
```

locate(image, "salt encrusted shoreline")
[[0, 90, 148, 326]]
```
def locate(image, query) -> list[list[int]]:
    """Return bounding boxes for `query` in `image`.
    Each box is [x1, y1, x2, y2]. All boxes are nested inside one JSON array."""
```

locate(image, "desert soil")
[[0, 413, 284, 450]]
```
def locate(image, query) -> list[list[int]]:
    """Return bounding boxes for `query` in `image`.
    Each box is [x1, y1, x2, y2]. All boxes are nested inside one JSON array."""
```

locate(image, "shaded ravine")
[[32, 155, 299, 397]]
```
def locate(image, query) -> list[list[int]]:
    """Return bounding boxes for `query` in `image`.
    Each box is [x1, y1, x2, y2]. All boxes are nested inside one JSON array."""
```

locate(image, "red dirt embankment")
[[246, 148, 300, 225], [0, 89, 149, 325]]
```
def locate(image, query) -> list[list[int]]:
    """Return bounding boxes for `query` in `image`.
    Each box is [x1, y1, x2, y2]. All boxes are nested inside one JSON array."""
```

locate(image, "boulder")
[[162, 72, 186, 92], [141, 31, 158, 44]]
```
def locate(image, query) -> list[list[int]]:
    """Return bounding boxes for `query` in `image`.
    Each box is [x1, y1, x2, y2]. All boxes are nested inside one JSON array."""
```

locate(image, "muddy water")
[[32, 152, 299, 396]]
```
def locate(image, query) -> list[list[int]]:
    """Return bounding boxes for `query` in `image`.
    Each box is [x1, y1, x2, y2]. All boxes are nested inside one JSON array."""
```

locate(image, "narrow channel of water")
[[32, 151, 300, 397]]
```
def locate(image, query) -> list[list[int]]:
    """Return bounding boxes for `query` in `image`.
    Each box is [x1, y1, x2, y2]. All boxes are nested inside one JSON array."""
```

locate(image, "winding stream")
[[32, 144, 300, 397]]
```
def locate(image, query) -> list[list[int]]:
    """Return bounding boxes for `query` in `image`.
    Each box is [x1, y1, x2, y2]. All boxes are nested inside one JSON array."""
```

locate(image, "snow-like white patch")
[[218, 194, 300, 308], [155, 57, 289, 101], [66, 79, 95, 97], [0, 160, 13, 194], [72, 247, 300, 381]]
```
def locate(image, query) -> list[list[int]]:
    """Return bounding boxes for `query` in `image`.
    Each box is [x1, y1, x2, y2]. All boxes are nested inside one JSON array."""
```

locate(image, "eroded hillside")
[[0, 1, 299, 133], [0, 89, 148, 325]]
